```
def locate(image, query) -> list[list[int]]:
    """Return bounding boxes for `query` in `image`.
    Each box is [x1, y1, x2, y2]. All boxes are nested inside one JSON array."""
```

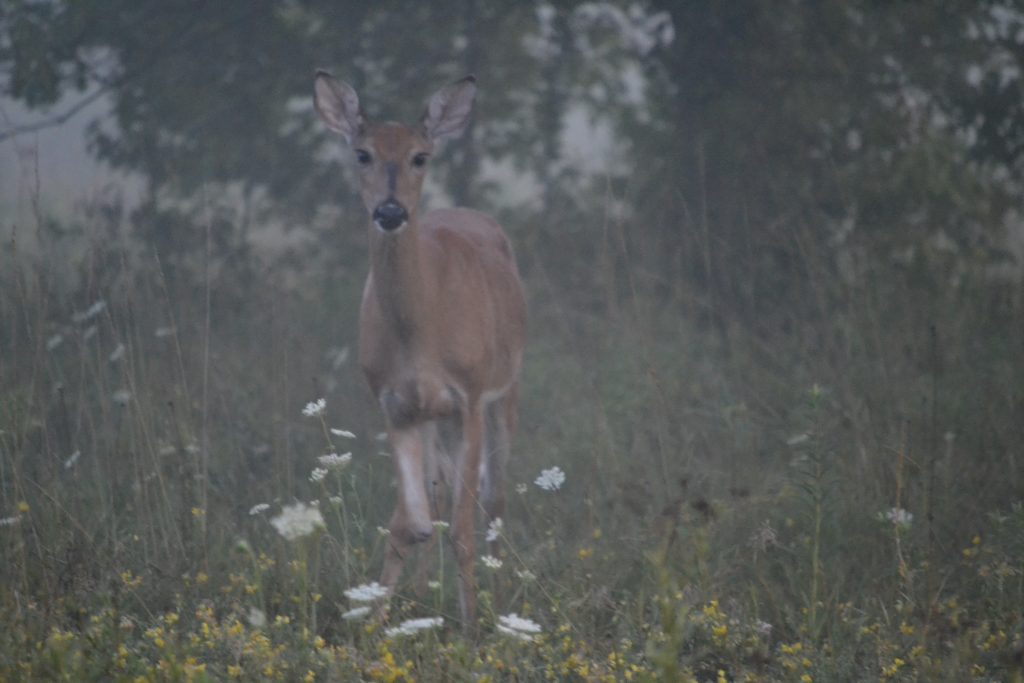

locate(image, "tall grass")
[[2, 178, 1023, 681]]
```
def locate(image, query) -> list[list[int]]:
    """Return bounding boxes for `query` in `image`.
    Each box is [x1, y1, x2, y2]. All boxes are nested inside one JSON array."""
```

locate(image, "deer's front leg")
[[380, 424, 433, 595], [451, 400, 484, 631], [412, 421, 452, 596]]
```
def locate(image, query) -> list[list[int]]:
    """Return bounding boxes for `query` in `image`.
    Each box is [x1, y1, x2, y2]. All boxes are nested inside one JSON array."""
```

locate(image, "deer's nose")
[[372, 199, 408, 232]]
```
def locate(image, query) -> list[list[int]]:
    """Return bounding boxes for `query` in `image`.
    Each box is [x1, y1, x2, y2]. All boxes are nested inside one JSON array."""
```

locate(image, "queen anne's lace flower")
[[318, 452, 352, 468], [343, 582, 389, 603], [248, 503, 270, 516], [248, 607, 266, 628], [302, 398, 326, 417], [309, 467, 328, 483], [497, 613, 542, 641], [341, 606, 371, 621], [481, 554, 503, 569], [485, 517, 503, 542], [385, 617, 443, 637], [330, 428, 356, 438], [269, 502, 324, 540], [534, 466, 565, 491], [879, 507, 913, 530]]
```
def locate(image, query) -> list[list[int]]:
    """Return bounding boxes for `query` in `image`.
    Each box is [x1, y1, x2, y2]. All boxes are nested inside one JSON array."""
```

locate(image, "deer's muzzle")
[[373, 199, 408, 232]]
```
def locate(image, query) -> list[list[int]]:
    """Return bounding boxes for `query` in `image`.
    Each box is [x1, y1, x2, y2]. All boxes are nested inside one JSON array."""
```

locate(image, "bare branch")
[[0, 85, 111, 143]]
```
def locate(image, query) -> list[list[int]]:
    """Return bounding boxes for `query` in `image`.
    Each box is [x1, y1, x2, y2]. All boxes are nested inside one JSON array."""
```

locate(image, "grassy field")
[[2, 202, 1023, 683]]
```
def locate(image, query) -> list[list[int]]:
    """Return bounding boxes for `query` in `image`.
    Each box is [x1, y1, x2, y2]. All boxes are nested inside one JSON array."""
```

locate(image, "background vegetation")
[[2, 1, 1023, 680]]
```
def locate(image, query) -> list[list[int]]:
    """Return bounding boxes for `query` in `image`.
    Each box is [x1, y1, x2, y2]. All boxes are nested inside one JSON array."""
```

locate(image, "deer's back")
[[421, 207, 526, 390]]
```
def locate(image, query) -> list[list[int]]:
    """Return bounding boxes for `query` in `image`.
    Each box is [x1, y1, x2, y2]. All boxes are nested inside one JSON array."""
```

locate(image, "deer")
[[313, 71, 526, 628]]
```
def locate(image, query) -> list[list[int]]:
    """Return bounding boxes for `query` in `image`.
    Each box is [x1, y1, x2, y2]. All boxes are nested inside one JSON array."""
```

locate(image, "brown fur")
[[315, 73, 526, 629]]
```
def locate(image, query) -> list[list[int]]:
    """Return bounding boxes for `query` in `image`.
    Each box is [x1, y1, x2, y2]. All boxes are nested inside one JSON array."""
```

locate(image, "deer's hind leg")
[[480, 384, 516, 555], [451, 399, 485, 629]]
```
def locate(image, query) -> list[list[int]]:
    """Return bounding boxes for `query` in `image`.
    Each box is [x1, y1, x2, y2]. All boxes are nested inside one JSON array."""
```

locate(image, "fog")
[[3, 3, 1024, 679]]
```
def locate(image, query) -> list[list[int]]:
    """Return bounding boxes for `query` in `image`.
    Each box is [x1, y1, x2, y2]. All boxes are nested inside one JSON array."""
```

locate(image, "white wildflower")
[[481, 555, 503, 570], [343, 581, 389, 603], [64, 450, 81, 469], [112, 389, 132, 406], [72, 299, 107, 323], [109, 343, 125, 362], [878, 507, 913, 530], [46, 334, 63, 351], [485, 517, 503, 543], [427, 580, 441, 590], [302, 398, 326, 417], [341, 606, 371, 621], [515, 483, 528, 495], [432, 520, 450, 531], [269, 502, 324, 540], [318, 452, 352, 469], [377, 526, 391, 536], [244, 501, 266, 518], [329, 495, 343, 505], [515, 569, 536, 582], [755, 620, 773, 637], [247, 607, 266, 628], [385, 617, 443, 638], [497, 613, 542, 641], [0, 516, 20, 527], [309, 467, 328, 483], [534, 466, 565, 492], [330, 428, 356, 439]]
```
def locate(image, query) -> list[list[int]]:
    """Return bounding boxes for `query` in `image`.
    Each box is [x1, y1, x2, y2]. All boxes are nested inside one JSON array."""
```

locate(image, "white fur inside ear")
[[314, 74, 363, 143], [422, 77, 476, 140]]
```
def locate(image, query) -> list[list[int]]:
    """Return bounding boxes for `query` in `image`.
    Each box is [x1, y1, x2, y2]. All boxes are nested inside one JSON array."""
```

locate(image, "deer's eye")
[[355, 149, 372, 165], [411, 153, 429, 168]]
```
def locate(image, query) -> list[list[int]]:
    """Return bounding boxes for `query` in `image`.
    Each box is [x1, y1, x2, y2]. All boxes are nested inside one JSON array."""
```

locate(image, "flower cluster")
[[384, 617, 443, 638], [878, 507, 913, 531], [317, 452, 352, 468], [343, 582, 389, 603], [497, 613, 542, 641], [269, 503, 324, 541], [302, 398, 326, 418], [485, 517, 503, 542], [535, 466, 566, 491]]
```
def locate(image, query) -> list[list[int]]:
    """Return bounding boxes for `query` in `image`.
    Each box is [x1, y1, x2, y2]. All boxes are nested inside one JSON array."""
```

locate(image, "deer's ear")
[[314, 70, 364, 144], [421, 75, 476, 141]]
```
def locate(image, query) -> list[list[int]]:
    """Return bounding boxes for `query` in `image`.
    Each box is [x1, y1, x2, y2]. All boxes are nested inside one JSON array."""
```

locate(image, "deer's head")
[[314, 72, 477, 233]]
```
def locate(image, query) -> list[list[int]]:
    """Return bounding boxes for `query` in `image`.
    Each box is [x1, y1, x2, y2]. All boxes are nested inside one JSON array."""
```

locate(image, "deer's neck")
[[369, 218, 436, 349]]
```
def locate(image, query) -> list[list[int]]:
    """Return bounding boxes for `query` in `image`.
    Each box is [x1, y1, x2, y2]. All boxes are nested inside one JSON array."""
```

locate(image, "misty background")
[[2, 2, 1024, 679]]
